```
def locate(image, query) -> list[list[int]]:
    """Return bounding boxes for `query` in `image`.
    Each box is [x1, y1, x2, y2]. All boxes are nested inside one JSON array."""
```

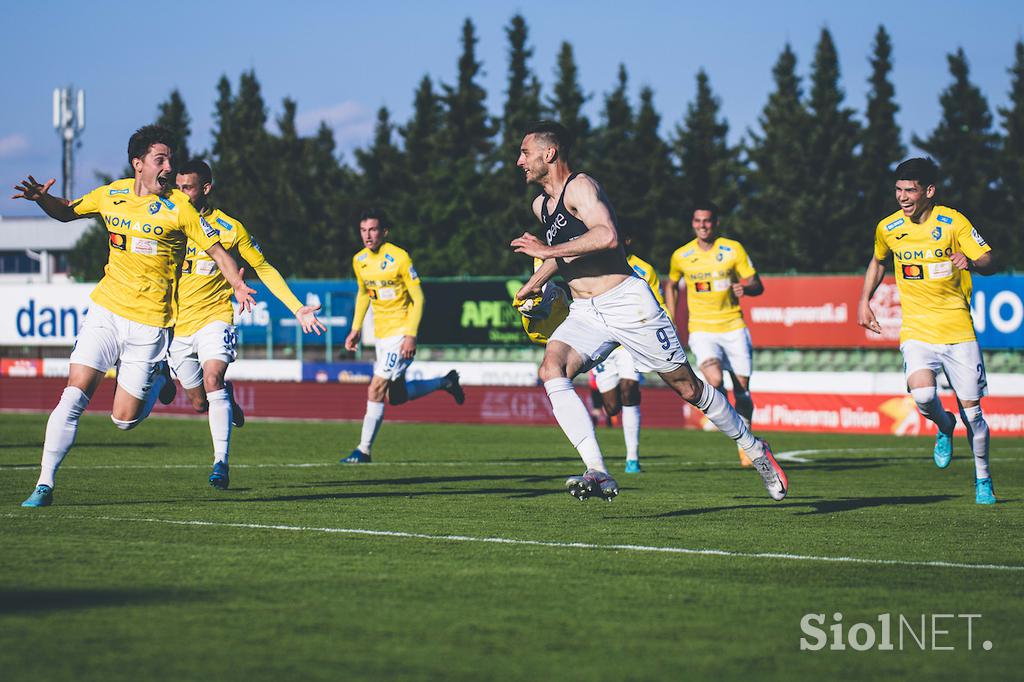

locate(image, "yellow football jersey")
[[351, 243, 423, 338], [174, 208, 303, 337], [669, 237, 756, 333], [873, 206, 990, 344], [627, 253, 669, 317], [71, 178, 219, 327]]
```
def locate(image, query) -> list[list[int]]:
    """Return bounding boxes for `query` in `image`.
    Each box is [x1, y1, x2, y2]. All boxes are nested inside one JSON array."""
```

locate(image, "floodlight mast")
[[53, 86, 85, 199]]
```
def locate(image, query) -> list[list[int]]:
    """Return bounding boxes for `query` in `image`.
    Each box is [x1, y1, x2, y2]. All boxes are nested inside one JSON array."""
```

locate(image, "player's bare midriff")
[[558, 249, 634, 299]]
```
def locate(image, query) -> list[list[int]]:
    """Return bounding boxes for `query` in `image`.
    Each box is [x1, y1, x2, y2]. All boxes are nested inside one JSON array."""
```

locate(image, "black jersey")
[[541, 172, 590, 246]]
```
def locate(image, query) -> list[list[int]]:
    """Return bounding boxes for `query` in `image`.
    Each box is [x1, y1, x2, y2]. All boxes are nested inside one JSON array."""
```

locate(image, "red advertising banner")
[[674, 275, 902, 348], [2, 378, 1022, 437]]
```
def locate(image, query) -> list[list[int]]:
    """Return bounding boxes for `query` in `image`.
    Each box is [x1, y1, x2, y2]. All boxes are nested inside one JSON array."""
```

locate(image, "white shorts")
[[550, 276, 688, 375], [68, 302, 170, 400], [168, 320, 238, 389], [688, 328, 753, 378], [901, 339, 988, 401], [374, 334, 413, 381], [591, 346, 639, 392]]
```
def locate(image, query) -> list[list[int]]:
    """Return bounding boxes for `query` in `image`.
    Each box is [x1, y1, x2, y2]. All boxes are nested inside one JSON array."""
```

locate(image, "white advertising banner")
[[0, 283, 94, 346]]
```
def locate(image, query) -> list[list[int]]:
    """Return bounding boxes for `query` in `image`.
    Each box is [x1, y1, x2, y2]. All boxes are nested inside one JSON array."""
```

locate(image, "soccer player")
[[666, 202, 764, 468], [172, 160, 326, 489], [12, 125, 256, 507], [512, 121, 787, 502], [342, 209, 464, 463], [858, 158, 997, 505], [589, 229, 670, 474]]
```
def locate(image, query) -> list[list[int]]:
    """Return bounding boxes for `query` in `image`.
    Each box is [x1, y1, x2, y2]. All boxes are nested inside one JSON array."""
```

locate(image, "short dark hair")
[[359, 208, 388, 229], [895, 157, 938, 188], [177, 159, 213, 186], [691, 200, 720, 224], [523, 120, 573, 160], [127, 125, 176, 165]]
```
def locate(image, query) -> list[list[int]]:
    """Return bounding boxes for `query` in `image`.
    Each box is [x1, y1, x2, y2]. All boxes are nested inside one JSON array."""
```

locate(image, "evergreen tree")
[[741, 44, 812, 271], [588, 65, 640, 229], [671, 69, 743, 254], [158, 89, 192, 167], [860, 26, 904, 232], [397, 76, 445, 269], [997, 40, 1024, 268], [913, 49, 1001, 253], [632, 86, 680, 265], [547, 42, 591, 164], [804, 28, 861, 271]]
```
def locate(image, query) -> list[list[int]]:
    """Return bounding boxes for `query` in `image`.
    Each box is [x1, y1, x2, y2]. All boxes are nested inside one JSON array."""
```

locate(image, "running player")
[[173, 160, 326, 489], [512, 121, 787, 502], [14, 125, 256, 507], [342, 209, 464, 463], [858, 157, 997, 504], [589, 228, 670, 474], [666, 202, 764, 467]]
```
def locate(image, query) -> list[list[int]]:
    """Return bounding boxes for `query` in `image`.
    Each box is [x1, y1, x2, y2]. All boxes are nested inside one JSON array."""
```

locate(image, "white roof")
[[0, 215, 92, 250]]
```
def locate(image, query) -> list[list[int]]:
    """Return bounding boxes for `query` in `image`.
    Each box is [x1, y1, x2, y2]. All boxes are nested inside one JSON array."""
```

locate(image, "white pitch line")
[[5, 513, 1022, 573]]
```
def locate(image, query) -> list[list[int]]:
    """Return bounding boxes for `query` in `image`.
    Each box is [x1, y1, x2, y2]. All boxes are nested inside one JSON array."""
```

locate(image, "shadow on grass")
[[643, 494, 956, 518], [0, 588, 204, 614], [270, 474, 565, 490], [0, 442, 161, 451]]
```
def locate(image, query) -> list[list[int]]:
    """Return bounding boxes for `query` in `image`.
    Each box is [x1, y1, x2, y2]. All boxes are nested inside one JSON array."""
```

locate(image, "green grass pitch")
[[1, 412, 1021, 681]]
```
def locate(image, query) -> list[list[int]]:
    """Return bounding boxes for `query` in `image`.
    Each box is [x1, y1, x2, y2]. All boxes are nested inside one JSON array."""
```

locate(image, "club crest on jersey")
[[901, 264, 924, 280], [109, 233, 127, 251], [932, 226, 942, 240], [108, 188, 130, 196], [148, 201, 161, 215], [716, 252, 724, 262], [936, 214, 953, 224], [885, 217, 905, 232]]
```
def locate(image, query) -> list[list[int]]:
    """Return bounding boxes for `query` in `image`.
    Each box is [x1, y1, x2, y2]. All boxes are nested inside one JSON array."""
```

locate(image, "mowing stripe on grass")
[[8, 513, 1023, 572]]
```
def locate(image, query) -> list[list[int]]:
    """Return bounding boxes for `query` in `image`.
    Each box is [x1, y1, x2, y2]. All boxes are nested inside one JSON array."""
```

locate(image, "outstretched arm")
[[206, 242, 256, 313], [12, 176, 81, 222], [857, 257, 887, 334], [239, 234, 325, 334]]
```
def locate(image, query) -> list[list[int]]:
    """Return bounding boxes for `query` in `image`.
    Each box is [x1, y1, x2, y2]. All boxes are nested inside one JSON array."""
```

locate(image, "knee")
[[676, 379, 701, 404], [603, 399, 622, 417], [190, 397, 209, 413], [910, 386, 937, 410], [203, 375, 225, 394], [538, 362, 568, 384]]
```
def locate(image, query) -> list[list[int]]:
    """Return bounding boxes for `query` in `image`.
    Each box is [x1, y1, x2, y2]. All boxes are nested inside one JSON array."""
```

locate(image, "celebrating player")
[[173, 160, 326, 490], [512, 121, 787, 502], [858, 158, 997, 504], [666, 202, 764, 467], [14, 125, 256, 507], [342, 209, 464, 463]]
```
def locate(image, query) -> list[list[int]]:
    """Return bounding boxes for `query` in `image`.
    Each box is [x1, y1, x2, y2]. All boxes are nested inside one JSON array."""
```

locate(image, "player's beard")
[[156, 172, 172, 193]]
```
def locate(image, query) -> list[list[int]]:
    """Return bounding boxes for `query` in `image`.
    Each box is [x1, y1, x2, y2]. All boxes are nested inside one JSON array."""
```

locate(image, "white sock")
[[959, 404, 991, 480], [207, 388, 232, 465], [910, 386, 954, 433], [405, 377, 446, 401], [622, 404, 640, 461], [359, 401, 385, 454], [38, 386, 91, 488], [695, 380, 761, 455], [544, 378, 606, 472]]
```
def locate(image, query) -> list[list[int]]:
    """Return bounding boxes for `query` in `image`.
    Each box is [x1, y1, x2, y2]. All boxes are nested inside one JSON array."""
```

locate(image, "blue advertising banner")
[[235, 280, 358, 347], [972, 275, 1024, 349]]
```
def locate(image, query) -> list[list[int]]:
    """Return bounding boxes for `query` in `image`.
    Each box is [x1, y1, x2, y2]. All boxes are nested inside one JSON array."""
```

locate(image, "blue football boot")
[[625, 459, 642, 474], [21, 484, 53, 508], [975, 478, 996, 505], [340, 449, 371, 464], [209, 462, 230, 490]]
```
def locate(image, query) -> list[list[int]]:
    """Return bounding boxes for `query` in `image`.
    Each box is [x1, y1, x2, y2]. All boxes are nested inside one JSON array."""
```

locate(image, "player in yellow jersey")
[[13, 126, 256, 507], [858, 158, 997, 504], [341, 210, 464, 463], [589, 228, 670, 474], [666, 201, 764, 467], [172, 160, 326, 489]]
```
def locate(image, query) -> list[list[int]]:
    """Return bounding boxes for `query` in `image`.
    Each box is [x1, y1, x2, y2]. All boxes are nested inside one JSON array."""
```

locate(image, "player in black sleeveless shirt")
[[510, 121, 788, 503]]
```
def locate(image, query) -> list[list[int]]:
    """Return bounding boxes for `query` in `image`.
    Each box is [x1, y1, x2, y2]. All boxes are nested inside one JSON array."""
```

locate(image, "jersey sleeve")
[[954, 212, 992, 261], [351, 256, 370, 332], [237, 225, 303, 314], [733, 242, 756, 280], [872, 222, 891, 262], [400, 255, 424, 336], [668, 250, 683, 283], [179, 201, 220, 252], [69, 185, 105, 216]]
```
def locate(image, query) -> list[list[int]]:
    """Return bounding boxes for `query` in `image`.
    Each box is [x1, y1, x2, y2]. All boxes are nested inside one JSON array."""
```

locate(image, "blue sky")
[[2, 0, 1022, 215]]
